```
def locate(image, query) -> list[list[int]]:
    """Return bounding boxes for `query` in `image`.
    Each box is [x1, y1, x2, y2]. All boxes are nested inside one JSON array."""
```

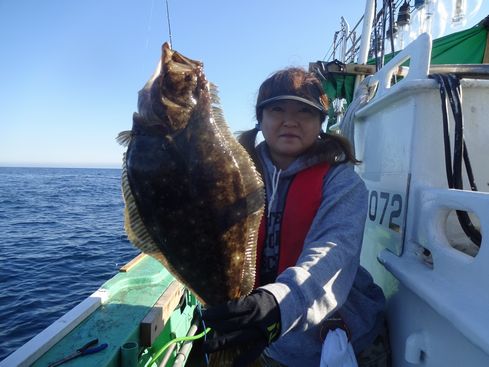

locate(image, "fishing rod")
[[165, 0, 173, 48]]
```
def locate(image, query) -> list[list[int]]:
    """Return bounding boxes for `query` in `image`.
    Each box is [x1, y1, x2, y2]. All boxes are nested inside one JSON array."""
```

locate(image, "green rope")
[[147, 327, 212, 366]]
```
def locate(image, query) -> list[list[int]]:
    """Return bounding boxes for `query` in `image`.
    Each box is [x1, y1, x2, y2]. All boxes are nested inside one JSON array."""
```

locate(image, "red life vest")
[[255, 162, 331, 287]]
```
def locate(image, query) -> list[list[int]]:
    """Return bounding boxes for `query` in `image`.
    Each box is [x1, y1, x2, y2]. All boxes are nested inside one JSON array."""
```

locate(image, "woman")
[[201, 67, 387, 367]]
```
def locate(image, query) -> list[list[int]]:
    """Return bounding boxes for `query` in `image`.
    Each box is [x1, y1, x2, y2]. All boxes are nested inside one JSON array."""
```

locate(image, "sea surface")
[[0, 167, 140, 361]]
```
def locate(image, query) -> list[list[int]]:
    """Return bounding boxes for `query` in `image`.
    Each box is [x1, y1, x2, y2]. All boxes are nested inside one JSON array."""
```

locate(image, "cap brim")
[[257, 95, 326, 113]]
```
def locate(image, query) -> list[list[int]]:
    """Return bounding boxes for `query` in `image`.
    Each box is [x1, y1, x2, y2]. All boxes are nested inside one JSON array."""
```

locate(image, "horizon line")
[[0, 163, 122, 169]]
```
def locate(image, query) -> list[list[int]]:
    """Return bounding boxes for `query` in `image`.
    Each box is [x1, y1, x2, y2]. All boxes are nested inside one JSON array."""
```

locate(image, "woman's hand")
[[201, 288, 281, 366]]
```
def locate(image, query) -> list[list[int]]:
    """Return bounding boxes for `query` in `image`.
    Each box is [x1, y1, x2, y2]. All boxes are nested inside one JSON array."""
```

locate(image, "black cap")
[[257, 95, 327, 114]]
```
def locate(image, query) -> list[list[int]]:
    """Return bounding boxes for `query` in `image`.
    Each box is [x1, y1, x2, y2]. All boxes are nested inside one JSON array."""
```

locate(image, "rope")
[[430, 73, 481, 247]]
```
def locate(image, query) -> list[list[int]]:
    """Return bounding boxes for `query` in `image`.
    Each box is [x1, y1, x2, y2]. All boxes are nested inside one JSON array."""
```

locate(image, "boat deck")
[[28, 255, 196, 367]]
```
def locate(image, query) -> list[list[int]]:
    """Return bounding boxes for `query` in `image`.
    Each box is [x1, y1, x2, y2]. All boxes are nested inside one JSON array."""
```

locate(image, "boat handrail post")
[[368, 32, 432, 100], [340, 16, 350, 63], [355, 0, 376, 89]]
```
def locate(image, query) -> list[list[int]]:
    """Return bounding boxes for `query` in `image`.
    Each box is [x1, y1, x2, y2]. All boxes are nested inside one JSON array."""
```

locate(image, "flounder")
[[117, 43, 264, 306]]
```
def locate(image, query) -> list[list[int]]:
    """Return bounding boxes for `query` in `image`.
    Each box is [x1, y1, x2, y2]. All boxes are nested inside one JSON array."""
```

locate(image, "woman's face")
[[261, 99, 322, 169]]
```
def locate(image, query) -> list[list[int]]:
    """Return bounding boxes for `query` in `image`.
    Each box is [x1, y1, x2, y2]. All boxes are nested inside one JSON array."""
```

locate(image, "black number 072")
[[368, 190, 402, 231]]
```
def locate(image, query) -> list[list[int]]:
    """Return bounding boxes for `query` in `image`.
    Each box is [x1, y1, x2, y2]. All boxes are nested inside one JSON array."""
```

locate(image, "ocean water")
[[0, 167, 140, 361]]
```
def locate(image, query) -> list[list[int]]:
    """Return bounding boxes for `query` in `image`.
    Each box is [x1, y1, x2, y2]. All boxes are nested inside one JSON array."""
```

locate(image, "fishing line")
[[196, 304, 210, 365], [323, 36, 336, 61], [145, 0, 155, 50], [140, 0, 156, 76]]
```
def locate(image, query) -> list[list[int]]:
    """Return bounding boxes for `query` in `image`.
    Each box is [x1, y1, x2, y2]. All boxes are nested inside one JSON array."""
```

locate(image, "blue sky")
[[0, 1, 487, 168]]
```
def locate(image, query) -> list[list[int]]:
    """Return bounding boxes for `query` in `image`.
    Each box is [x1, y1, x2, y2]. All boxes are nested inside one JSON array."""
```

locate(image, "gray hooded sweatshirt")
[[255, 142, 385, 366]]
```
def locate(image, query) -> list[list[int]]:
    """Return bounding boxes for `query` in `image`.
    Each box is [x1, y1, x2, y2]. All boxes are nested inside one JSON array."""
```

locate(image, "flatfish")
[[117, 43, 264, 307]]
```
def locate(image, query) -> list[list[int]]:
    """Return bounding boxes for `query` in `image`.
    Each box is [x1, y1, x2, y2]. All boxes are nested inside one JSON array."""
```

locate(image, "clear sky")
[[0, 1, 487, 168]]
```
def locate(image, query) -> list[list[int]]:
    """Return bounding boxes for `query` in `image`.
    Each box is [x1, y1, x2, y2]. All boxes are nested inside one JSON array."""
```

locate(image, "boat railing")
[[379, 186, 489, 357], [367, 32, 432, 100]]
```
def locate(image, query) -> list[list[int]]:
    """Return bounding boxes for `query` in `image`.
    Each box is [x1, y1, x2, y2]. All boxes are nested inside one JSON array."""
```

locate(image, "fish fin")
[[210, 85, 265, 296], [121, 152, 157, 252], [209, 84, 228, 131], [209, 82, 221, 105], [241, 202, 263, 295], [207, 86, 265, 296], [208, 86, 263, 200], [116, 131, 132, 147], [121, 153, 171, 268]]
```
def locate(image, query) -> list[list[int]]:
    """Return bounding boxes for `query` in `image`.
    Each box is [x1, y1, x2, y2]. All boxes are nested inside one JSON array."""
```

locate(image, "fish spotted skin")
[[118, 43, 264, 306]]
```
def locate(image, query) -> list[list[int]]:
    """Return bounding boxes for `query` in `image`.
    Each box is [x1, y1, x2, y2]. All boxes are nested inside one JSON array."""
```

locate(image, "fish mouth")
[[159, 43, 205, 131], [134, 43, 207, 133], [161, 42, 201, 92], [162, 42, 202, 75]]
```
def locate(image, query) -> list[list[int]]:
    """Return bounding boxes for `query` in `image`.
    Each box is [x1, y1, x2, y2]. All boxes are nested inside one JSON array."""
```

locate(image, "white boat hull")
[[355, 34, 489, 366]]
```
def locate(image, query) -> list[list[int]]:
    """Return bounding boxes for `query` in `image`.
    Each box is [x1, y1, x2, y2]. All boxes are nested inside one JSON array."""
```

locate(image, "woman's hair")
[[255, 67, 329, 123], [238, 67, 359, 169]]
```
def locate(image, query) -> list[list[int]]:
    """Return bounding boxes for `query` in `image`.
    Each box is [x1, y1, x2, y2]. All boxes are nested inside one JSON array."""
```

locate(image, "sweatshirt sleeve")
[[261, 163, 368, 336]]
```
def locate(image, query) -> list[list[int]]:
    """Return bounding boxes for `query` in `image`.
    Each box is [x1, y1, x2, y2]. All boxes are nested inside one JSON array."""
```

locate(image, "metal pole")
[[355, 0, 376, 89], [357, 0, 376, 64], [340, 17, 350, 63]]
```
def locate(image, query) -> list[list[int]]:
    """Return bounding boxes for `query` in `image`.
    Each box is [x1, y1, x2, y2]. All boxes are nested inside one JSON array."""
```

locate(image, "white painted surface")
[[0, 289, 108, 367], [357, 33, 489, 366]]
